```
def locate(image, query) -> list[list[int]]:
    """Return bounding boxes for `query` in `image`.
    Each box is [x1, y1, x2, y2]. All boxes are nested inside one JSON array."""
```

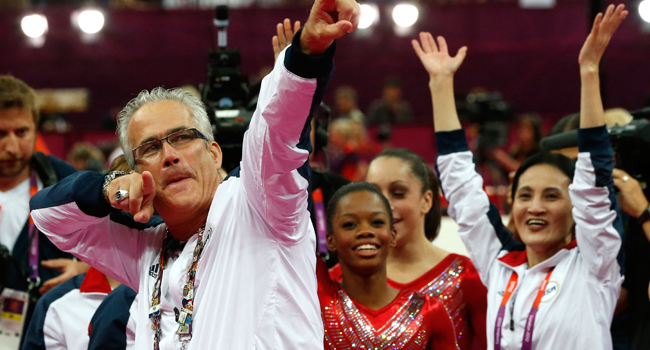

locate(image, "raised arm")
[[578, 4, 627, 129], [571, 4, 628, 281], [240, 0, 359, 242], [30, 171, 161, 290], [412, 32, 466, 132], [419, 35, 521, 284]]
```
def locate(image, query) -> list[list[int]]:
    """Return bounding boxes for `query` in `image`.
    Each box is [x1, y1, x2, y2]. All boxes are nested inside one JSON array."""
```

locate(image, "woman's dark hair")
[[326, 182, 393, 234], [372, 148, 441, 241], [511, 152, 576, 202]]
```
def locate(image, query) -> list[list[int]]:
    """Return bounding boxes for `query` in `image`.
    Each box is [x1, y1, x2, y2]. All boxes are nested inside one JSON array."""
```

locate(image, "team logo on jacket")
[[541, 280, 560, 303], [149, 263, 160, 278]]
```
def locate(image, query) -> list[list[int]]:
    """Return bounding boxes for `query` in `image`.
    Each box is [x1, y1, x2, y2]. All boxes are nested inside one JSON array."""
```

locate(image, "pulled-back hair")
[[0, 75, 39, 125], [372, 149, 441, 241], [326, 182, 394, 234], [511, 152, 576, 202], [116, 87, 214, 169]]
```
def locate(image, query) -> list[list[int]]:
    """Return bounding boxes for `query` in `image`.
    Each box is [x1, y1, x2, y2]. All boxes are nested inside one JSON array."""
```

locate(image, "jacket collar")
[[80, 267, 112, 294], [497, 238, 578, 269]]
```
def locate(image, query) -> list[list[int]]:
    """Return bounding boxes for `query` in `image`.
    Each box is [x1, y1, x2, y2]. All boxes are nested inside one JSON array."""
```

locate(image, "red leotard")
[[329, 254, 487, 350], [318, 260, 459, 350]]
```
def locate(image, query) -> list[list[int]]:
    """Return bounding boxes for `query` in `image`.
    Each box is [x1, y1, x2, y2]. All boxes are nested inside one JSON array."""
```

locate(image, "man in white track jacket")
[[29, 1, 361, 348]]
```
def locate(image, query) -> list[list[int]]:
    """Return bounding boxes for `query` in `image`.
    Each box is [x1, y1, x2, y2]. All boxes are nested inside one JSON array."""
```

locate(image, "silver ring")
[[115, 190, 129, 202], [622, 175, 629, 182]]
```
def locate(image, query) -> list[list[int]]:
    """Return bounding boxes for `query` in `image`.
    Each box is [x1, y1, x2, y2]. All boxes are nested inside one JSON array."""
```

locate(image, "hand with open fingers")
[[300, 0, 360, 55], [39, 259, 90, 294], [273, 19, 301, 63], [105, 171, 156, 223], [613, 168, 649, 218], [578, 4, 628, 71], [412, 32, 467, 83]]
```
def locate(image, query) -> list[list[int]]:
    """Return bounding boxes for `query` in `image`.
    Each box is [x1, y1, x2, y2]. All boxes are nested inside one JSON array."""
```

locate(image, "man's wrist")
[[299, 25, 332, 56], [101, 171, 129, 203]]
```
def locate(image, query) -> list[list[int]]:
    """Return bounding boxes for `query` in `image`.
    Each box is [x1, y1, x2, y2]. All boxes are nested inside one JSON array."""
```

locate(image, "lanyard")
[[312, 188, 328, 256], [149, 226, 206, 350], [28, 171, 40, 281], [494, 268, 554, 350]]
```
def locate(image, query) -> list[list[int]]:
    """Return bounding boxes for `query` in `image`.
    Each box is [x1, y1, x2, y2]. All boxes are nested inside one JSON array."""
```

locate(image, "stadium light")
[[77, 9, 105, 34], [392, 4, 419, 28], [359, 3, 380, 29], [21, 14, 48, 39], [640, 0, 650, 23]]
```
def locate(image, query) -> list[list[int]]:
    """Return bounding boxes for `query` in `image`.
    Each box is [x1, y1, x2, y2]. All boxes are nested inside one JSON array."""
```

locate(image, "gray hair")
[[117, 87, 214, 169]]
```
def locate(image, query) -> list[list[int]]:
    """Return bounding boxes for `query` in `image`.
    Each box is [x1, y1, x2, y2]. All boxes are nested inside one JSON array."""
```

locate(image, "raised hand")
[[578, 4, 628, 71], [415, 33, 465, 131], [105, 171, 156, 223], [578, 4, 627, 128], [273, 19, 301, 63], [412, 32, 467, 84], [300, 0, 360, 55]]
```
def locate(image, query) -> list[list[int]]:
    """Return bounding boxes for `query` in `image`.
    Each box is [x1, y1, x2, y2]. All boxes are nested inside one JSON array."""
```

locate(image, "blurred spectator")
[[21, 268, 120, 350], [0, 75, 83, 348], [334, 86, 365, 123], [366, 78, 413, 125], [605, 107, 634, 126], [108, 154, 129, 173], [328, 118, 381, 181], [491, 113, 542, 174], [67, 143, 105, 172]]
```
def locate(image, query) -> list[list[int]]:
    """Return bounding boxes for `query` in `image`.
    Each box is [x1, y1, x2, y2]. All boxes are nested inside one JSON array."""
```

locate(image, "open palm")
[[578, 4, 627, 69], [412, 32, 467, 80]]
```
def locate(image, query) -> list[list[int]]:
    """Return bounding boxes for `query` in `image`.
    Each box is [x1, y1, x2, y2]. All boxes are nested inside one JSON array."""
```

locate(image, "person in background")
[[67, 142, 105, 172], [492, 113, 543, 174], [320, 182, 459, 350], [334, 86, 365, 123], [419, 4, 626, 348], [330, 148, 488, 350], [22, 154, 130, 350], [328, 118, 381, 182], [366, 78, 413, 125], [21, 267, 120, 350], [0, 76, 86, 348]]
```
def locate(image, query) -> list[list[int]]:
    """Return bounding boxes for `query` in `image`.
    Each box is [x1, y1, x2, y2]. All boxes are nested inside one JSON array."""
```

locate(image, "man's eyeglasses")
[[132, 128, 208, 161]]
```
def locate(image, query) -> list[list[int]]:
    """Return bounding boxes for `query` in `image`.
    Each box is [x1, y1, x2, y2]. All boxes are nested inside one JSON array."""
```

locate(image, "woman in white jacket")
[[412, 4, 628, 350]]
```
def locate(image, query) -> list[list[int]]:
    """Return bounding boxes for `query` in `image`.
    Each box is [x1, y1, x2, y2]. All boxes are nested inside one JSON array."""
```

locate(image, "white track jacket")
[[435, 126, 623, 350], [30, 36, 334, 350]]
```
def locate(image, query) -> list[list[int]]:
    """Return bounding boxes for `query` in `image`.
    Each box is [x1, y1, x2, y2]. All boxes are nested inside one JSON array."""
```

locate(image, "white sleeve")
[[31, 171, 163, 291], [239, 33, 334, 243], [570, 126, 623, 283], [436, 129, 524, 285]]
